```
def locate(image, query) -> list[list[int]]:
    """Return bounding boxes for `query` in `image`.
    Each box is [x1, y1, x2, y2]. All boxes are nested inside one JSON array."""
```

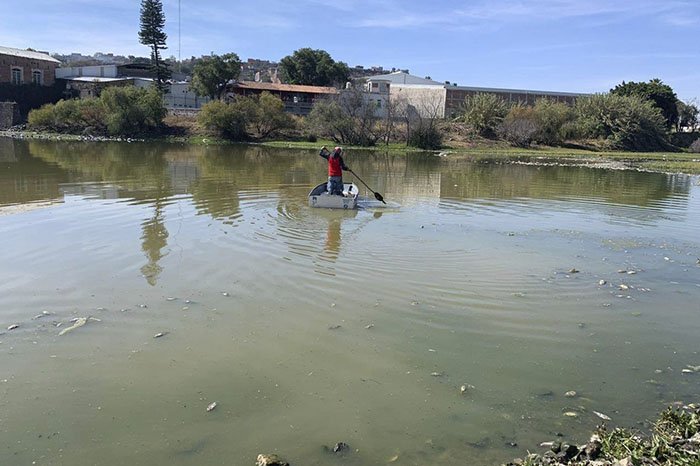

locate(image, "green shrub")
[[533, 98, 574, 145], [197, 100, 248, 140], [458, 93, 508, 138], [28, 98, 107, 134], [27, 85, 165, 137], [100, 86, 165, 136], [575, 93, 668, 151], [407, 123, 442, 149]]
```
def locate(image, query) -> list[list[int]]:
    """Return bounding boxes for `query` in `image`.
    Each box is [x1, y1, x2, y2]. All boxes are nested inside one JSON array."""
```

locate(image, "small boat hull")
[[308, 182, 359, 209]]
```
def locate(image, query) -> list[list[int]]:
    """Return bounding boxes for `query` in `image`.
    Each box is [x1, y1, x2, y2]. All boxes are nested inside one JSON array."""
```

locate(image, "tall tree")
[[611, 79, 679, 129], [139, 0, 171, 92], [279, 48, 350, 87], [190, 53, 242, 100]]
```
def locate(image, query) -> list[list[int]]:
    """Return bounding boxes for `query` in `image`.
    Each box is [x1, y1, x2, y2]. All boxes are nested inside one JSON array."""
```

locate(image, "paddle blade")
[[374, 192, 386, 204]]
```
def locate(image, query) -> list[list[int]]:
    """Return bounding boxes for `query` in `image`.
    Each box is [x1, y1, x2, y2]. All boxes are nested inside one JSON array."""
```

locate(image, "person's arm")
[[319, 146, 330, 160], [339, 155, 349, 171]]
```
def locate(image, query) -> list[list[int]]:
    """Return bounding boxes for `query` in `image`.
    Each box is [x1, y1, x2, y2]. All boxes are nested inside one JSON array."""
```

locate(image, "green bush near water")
[[197, 92, 294, 141], [28, 86, 166, 137]]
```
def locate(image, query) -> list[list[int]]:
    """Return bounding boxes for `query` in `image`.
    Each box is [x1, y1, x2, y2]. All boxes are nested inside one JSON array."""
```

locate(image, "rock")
[[255, 453, 289, 466], [557, 443, 579, 461], [332, 442, 349, 453], [584, 439, 602, 459], [613, 457, 633, 466]]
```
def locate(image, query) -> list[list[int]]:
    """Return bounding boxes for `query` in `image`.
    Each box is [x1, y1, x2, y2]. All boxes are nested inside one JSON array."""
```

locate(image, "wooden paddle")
[[349, 169, 386, 204]]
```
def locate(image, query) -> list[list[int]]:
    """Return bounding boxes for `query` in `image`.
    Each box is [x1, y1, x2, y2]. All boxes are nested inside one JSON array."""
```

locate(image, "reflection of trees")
[[140, 201, 168, 285], [439, 163, 690, 207], [0, 139, 65, 205]]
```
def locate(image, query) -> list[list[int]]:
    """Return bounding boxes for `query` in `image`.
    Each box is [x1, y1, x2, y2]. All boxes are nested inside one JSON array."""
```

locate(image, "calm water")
[[1, 138, 699, 466]]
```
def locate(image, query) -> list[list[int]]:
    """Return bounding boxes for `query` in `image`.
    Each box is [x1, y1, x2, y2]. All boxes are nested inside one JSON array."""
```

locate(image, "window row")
[[9, 68, 44, 85]]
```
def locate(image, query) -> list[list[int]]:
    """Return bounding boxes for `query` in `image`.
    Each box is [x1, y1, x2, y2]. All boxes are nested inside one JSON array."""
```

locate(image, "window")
[[32, 70, 43, 85], [11, 67, 22, 85], [376, 99, 382, 108]]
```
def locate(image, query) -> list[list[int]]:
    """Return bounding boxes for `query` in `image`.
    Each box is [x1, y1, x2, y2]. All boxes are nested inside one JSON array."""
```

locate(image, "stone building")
[[0, 46, 61, 86]]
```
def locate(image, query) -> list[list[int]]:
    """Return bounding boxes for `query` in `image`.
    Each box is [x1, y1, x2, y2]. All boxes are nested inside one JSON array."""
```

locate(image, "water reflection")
[[140, 200, 168, 285], [1, 137, 700, 466]]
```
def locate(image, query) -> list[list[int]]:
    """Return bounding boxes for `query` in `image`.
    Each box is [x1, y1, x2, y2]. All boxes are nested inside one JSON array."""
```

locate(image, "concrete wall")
[[391, 85, 447, 119], [0, 53, 58, 86], [56, 65, 118, 79], [0, 101, 20, 128]]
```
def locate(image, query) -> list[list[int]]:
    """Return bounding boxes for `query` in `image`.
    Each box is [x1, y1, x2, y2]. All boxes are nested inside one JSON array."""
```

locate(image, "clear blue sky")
[[1, 0, 698, 100]]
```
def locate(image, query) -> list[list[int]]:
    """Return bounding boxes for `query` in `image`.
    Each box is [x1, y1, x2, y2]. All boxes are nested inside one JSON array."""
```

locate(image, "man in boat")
[[319, 146, 349, 195]]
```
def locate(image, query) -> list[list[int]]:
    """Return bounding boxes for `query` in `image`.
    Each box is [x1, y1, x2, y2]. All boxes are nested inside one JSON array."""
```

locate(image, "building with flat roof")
[[366, 71, 588, 118]]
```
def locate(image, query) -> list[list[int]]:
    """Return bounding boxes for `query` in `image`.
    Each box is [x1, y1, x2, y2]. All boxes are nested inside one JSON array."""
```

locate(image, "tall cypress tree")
[[139, 0, 171, 92]]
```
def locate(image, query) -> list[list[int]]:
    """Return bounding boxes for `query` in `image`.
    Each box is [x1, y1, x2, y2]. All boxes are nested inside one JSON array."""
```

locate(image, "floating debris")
[[139, 304, 148, 308], [563, 411, 579, 417], [332, 442, 350, 453], [166, 297, 177, 301], [58, 317, 88, 336], [387, 454, 400, 463], [32, 311, 51, 320], [365, 324, 374, 329], [153, 332, 168, 338], [569, 268, 580, 274], [206, 401, 217, 412], [185, 300, 192, 304], [430, 372, 444, 377], [686, 365, 700, 372], [460, 384, 475, 393], [593, 411, 612, 421], [617, 269, 627, 273], [221, 292, 230, 297], [565, 390, 578, 398], [682, 369, 694, 374], [627, 270, 637, 275], [328, 325, 342, 330], [619, 284, 630, 290], [7, 324, 19, 331], [598, 280, 607, 286]]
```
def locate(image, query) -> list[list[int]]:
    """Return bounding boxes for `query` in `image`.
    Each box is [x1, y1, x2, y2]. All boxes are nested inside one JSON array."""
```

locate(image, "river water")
[[1, 138, 699, 466]]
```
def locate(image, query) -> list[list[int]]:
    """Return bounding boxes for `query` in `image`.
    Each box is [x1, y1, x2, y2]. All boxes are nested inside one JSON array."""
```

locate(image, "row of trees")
[[458, 80, 699, 151]]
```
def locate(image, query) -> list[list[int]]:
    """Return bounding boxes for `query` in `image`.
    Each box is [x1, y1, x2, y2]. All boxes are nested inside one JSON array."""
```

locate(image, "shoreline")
[[2, 129, 699, 175], [504, 402, 700, 466]]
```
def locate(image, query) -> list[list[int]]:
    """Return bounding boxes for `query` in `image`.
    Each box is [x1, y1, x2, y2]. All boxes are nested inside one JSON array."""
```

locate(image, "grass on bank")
[[513, 403, 700, 466]]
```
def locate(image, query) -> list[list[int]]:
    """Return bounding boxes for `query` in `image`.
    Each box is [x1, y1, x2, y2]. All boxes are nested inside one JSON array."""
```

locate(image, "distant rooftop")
[[232, 81, 339, 94], [368, 71, 586, 96], [366, 71, 444, 86], [0, 46, 61, 63]]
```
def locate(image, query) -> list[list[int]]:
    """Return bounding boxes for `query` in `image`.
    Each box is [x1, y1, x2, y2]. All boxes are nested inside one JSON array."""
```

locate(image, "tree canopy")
[[139, 0, 171, 91], [190, 53, 242, 100], [279, 48, 350, 87], [610, 79, 679, 129]]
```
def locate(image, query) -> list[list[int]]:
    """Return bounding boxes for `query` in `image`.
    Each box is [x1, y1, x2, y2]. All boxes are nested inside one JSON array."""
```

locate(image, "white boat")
[[308, 182, 359, 209]]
